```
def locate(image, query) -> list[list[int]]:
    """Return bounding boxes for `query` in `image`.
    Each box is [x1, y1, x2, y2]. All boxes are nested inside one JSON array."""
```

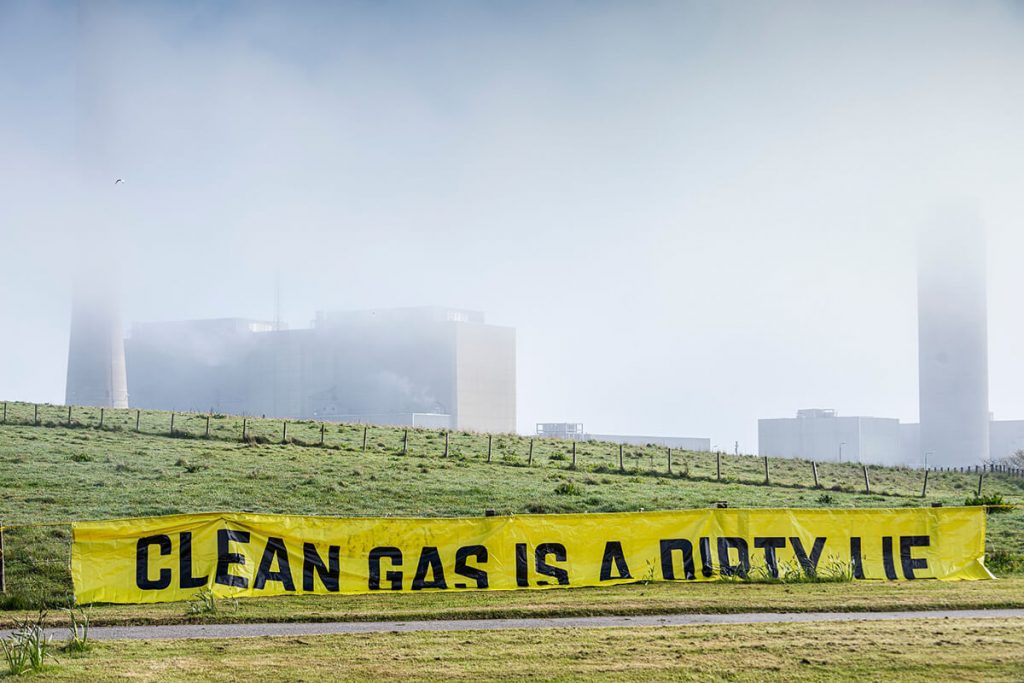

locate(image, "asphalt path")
[[7, 609, 1024, 642]]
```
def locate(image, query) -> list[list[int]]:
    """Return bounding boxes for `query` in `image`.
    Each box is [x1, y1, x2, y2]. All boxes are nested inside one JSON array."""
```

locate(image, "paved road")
[[8, 609, 1024, 642]]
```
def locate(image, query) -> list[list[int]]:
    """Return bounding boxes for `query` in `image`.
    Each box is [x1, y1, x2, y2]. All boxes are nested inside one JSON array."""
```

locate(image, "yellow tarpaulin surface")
[[71, 507, 992, 604]]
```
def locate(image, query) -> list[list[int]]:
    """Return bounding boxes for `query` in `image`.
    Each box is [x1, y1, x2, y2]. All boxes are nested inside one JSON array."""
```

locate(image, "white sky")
[[2, 0, 1024, 448]]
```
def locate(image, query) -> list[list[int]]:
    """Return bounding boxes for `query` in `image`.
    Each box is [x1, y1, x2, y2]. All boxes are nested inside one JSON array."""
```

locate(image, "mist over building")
[[64, 284, 128, 409], [122, 307, 516, 433], [758, 211, 1024, 466], [916, 210, 990, 467]]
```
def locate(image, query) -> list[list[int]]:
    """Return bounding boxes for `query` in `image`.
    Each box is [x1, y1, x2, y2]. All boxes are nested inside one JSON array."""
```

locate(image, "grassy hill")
[[1, 401, 1022, 614]]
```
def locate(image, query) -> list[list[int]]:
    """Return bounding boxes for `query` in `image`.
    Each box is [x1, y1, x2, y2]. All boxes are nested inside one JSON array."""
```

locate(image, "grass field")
[[26, 617, 1024, 682], [1, 401, 1023, 621]]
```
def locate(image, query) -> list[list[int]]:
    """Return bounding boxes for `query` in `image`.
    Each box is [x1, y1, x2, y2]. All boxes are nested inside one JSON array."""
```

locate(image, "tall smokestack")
[[917, 206, 989, 467], [65, 283, 128, 408]]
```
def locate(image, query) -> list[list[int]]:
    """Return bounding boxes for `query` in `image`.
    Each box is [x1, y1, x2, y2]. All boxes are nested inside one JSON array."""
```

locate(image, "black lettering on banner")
[[454, 545, 489, 589], [789, 537, 827, 577], [215, 529, 250, 589], [753, 537, 786, 578], [900, 535, 930, 579], [659, 539, 695, 581], [368, 547, 403, 591], [850, 537, 865, 580], [535, 543, 570, 585], [599, 541, 632, 581], [303, 543, 340, 592], [699, 537, 714, 578], [717, 537, 750, 578], [254, 537, 295, 591], [412, 547, 448, 590], [136, 535, 172, 590], [179, 532, 208, 589], [881, 536, 898, 580], [515, 543, 529, 587]]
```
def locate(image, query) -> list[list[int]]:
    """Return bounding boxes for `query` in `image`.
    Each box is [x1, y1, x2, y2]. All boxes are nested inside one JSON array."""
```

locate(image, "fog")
[[2, 0, 1024, 448]]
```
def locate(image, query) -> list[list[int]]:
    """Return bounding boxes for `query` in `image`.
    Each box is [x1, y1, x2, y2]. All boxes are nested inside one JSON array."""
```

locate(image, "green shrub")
[[554, 482, 582, 496], [964, 493, 1015, 513], [987, 549, 1024, 575]]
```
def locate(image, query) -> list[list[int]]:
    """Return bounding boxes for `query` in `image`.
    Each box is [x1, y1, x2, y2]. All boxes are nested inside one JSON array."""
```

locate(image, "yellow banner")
[[71, 507, 991, 604]]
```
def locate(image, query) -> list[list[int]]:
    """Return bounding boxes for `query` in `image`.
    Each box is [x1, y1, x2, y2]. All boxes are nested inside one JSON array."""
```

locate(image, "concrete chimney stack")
[[65, 284, 128, 408]]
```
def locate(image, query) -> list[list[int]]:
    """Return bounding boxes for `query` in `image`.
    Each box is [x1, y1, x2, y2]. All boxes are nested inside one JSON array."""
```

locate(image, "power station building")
[[758, 209, 1024, 467], [117, 307, 516, 433]]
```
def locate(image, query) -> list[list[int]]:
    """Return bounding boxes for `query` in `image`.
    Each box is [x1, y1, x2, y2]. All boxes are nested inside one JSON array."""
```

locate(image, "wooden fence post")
[[170, 412, 175, 435], [528, 439, 534, 465], [135, 410, 141, 432], [402, 429, 408, 455], [363, 426, 369, 452], [862, 464, 871, 494], [812, 461, 819, 488], [99, 408, 104, 430], [571, 441, 577, 469], [443, 431, 448, 457], [242, 418, 247, 441], [667, 448, 672, 475], [205, 415, 211, 438], [921, 468, 929, 498], [282, 421, 288, 443], [67, 405, 72, 426], [0, 520, 5, 594], [763, 456, 770, 485], [320, 424, 325, 447], [618, 444, 624, 472], [33, 404, 38, 425], [977, 473, 984, 497], [486, 434, 492, 463], [716, 452, 722, 481]]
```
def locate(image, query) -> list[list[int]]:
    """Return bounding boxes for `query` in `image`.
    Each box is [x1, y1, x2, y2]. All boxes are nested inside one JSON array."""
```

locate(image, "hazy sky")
[[2, 0, 1024, 448]]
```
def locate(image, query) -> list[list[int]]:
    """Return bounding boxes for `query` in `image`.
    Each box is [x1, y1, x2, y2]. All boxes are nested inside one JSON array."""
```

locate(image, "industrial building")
[[917, 209, 990, 467], [759, 409, 1024, 466], [65, 285, 128, 409], [111, 306, 516, 433], [757, 409, 903, 466], [536, 423, 710, 452]]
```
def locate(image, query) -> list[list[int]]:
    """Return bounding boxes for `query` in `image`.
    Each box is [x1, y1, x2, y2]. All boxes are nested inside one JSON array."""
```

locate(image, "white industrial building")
[[758, 409, 902, 466], [759, 409, 1024, 467], [536, 423, 710, 451]]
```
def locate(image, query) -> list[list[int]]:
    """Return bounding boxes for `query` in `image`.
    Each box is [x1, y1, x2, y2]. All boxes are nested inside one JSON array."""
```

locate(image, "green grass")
[[23, 617, 1024, 682], [1, 400, 1023, 618]]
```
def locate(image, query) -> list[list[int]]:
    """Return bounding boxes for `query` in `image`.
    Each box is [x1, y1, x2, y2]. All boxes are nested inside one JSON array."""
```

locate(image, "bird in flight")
[[114, 178, 124, 184]]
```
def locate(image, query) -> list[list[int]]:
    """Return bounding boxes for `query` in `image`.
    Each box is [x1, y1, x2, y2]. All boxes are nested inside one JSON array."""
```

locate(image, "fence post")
[[977, 473, 984, 497], [33, 403, 38, 425], [619, 444, 624, 472], [0, 519, 5, 594], [321, 424, 326, 447], [667, 448, 672, 475], [528, 439, 534, 466], [402, 429, 408, 455], [363, 426, 369, 452], [205, 414, 211, 438], [812, 460, 819, 488], [170, 412, 175, 435], [862, 464, 871, 494], [716, 452, 722, 481], [67, 405, 72, 426], [763, 456, 770, 484], [443, 431, 448, 457], [99, 408, 104, 430], [571, 441, 577, 469], [282, 421, 288, 443], [487, 434, 492, 463], [242, 418, 248, 441], [921, 468, 929, 498], [136, 410, 141, 432], [2, 401, 5, 423]]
